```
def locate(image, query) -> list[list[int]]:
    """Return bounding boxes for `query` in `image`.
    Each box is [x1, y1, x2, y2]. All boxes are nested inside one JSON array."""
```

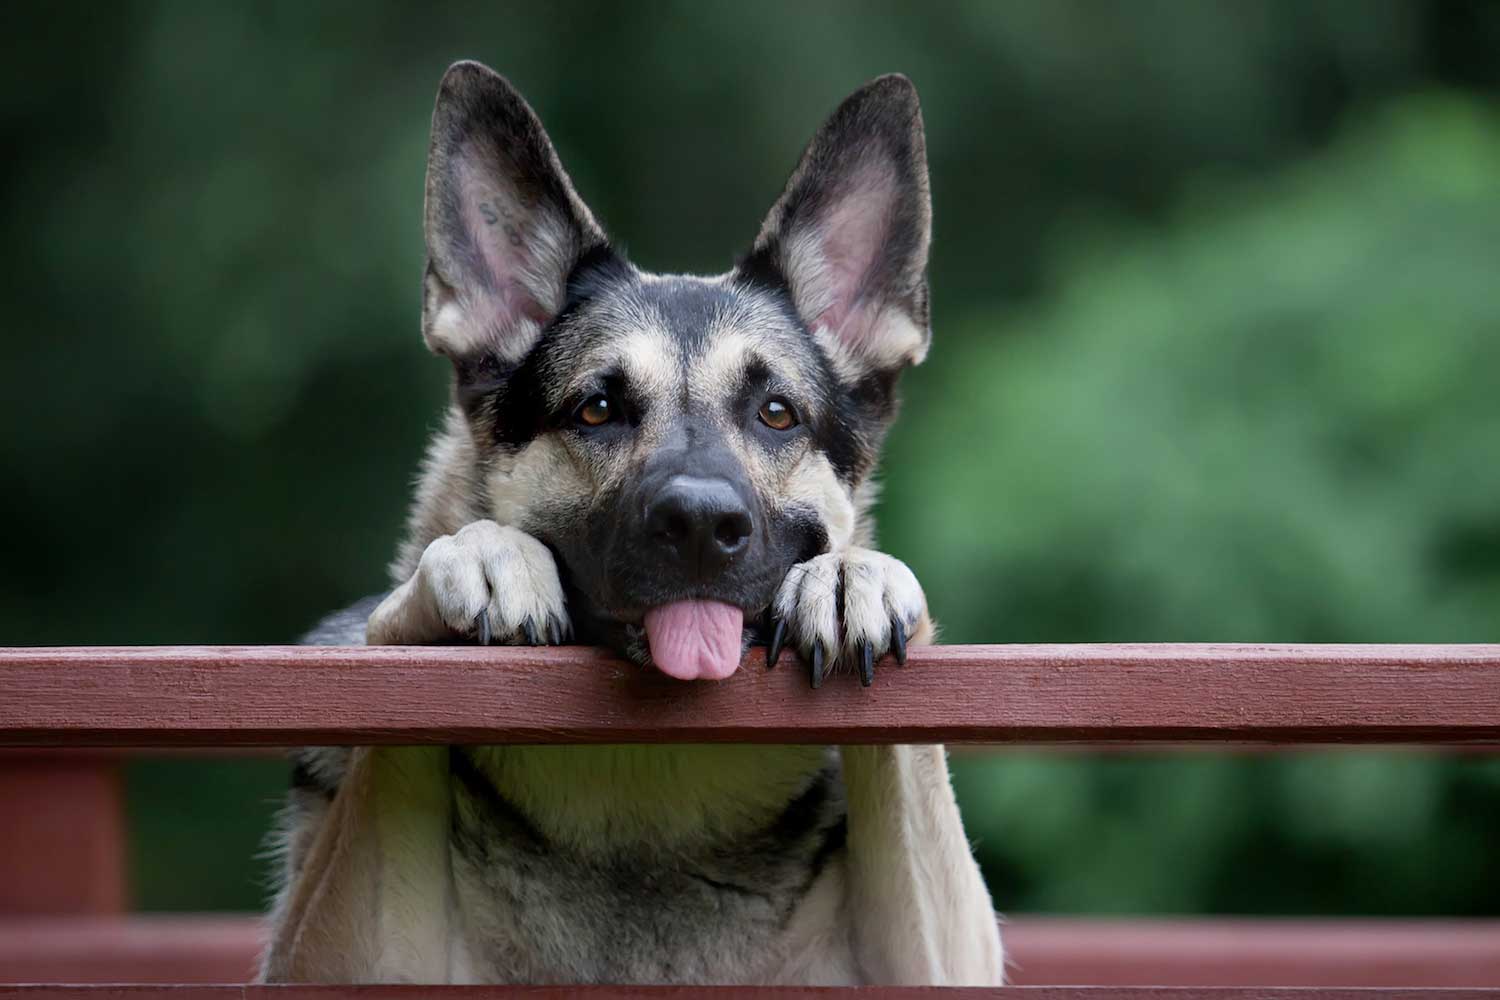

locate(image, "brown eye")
[[575, 394, 612, 427], [758, 398, 797, 431]]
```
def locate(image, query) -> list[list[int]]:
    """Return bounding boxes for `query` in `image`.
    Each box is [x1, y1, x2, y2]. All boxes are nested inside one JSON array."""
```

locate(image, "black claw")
[[767, 618, 787, 668], [564, 619, 576, 642], [475, 611, 492, 646], [891, 617, 908, 666], [810, 644, 825, 689], [522, 618, 540, 646], [547, 616, 562, 646], [859, 641, 875, 687]]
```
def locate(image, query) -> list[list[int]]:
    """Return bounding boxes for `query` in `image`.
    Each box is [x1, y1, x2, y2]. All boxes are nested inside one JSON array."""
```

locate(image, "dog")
[[261, 60, 1004, 986]]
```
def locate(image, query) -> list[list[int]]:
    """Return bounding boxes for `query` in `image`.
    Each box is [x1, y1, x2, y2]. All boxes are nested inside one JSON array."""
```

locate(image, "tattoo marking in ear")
[[478, 199, 527, 248]]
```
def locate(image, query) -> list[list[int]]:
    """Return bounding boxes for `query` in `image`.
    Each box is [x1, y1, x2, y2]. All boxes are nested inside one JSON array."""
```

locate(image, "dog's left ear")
[[741, 74, 931, 374]]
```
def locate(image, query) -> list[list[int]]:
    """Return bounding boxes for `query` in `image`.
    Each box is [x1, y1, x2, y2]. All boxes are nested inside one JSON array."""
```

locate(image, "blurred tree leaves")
[[3, 1, 1498, 914], [885, 94, 1500, 645], [899, 96, 1500, 914], [953, 752, 1500, 915]]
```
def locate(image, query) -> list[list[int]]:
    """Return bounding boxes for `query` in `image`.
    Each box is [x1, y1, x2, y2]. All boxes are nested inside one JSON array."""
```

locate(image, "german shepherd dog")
[[262, 61, 1003, 985]]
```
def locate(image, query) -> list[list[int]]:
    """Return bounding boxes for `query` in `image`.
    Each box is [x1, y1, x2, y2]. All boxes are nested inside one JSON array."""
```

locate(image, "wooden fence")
[[2, 643, 1498, 997]]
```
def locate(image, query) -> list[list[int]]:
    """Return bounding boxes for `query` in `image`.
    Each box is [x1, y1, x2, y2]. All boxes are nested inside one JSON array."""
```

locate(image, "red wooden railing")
[[5, 644, 1500, 746], [1, 644, 1498, 997], [3, 915, 1499, 988]]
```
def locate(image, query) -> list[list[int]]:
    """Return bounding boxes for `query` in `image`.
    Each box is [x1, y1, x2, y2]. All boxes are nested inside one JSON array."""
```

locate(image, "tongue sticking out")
[[643, 600, 745, 680]]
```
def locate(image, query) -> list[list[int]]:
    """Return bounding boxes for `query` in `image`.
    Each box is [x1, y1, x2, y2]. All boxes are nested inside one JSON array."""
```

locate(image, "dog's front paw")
[[767, 547, 927, 688], [367, 521, 570, 646]]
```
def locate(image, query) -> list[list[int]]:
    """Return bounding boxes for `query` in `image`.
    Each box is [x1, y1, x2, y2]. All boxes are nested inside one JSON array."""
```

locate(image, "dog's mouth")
[[548, 511, 808, 680], [640, 599, 745, 680], [559, 578, 763, 681]]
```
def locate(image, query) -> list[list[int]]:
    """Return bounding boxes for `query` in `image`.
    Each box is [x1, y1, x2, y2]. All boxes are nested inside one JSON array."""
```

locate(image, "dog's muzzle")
[[636, 472, 753, 680]]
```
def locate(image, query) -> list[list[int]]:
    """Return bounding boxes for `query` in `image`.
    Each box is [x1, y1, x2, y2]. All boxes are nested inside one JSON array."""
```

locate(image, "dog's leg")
[[841, 744, 1005, 984], [775, 549, 1005, 984], [265, 521, 570, 981], [261, 746, 454, 982], [841, 615, 1004, 985]]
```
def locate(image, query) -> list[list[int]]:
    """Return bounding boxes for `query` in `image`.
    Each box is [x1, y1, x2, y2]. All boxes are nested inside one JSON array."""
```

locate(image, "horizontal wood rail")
[[3, 916, 1499, 988], [2, 644, 1499, 747]]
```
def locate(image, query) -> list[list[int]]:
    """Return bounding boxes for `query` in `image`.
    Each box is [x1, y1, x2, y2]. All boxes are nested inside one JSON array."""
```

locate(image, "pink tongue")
[[643, 600, 745, 681]]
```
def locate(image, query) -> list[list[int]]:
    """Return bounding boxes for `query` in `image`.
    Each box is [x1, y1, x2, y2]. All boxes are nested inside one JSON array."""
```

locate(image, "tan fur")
[[783, 450, 857, 550], [850, 477, 881, 548], [263, 747, 455, 982], [557, 321, 680, 408], [485, 436, 594, 534], [393, 408, 483, 582], [840, 742, 1003, 984]]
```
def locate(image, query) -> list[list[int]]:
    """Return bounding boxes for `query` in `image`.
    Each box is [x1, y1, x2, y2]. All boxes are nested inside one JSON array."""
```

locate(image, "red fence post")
[[0, 751, 127, 915]]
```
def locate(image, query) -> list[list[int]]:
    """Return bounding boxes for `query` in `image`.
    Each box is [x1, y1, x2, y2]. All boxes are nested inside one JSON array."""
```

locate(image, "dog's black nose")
[[645, 475, 753, 576]]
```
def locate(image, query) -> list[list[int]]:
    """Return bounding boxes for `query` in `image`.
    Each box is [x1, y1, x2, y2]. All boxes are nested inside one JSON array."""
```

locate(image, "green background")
[[4, 1, 1498, 915]]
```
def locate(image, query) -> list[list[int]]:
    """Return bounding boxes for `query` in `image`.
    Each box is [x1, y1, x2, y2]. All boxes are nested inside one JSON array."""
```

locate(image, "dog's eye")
[[575, 394, 613, 427], [757, 398, 798, 431]]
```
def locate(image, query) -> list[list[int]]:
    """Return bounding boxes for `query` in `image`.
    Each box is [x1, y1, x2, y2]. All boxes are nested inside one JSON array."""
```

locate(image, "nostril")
[[714, 511, 753, 552]]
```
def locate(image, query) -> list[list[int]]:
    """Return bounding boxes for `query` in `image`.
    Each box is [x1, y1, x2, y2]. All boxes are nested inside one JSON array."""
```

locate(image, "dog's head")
[[421, 61, 931, 677]]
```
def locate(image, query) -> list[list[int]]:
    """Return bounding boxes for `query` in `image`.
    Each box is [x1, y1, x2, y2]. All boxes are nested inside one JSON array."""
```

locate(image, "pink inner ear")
[[458, 161, 550, 329], [808, 165, 895, 348]]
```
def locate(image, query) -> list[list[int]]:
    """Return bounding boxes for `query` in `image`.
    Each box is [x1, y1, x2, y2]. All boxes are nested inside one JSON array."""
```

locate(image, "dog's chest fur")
[[445, 744, 849, 983]]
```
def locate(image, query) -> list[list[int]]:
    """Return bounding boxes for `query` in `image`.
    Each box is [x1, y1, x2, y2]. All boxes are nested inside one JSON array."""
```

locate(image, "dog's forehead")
[[550, 272, 821, 404]]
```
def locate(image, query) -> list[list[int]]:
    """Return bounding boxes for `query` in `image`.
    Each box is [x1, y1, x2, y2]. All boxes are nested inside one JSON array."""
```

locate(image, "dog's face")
[[420, 62, 932, 671]]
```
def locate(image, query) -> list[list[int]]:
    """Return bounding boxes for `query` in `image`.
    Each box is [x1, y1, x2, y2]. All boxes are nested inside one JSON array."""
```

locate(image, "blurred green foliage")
[[902, 96, 1500, 915], [4, 1, 1498, 914], [888, 95, 1500, 644]]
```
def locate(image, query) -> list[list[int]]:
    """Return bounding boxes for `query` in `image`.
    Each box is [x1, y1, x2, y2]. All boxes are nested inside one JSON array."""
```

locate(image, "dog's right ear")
[[422, 61, 608, 362]]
